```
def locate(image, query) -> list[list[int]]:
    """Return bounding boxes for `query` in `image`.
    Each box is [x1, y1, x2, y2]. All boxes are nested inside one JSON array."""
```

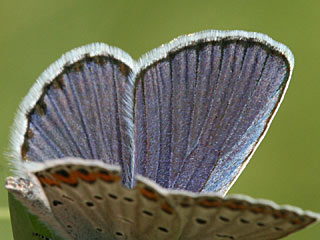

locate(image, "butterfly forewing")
[[134, 37, 291, 194], [18, 49, 134, 185]]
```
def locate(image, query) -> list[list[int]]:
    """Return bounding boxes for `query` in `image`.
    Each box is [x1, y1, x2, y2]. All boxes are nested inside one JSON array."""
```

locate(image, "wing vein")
[[111, 62, 124, 169], [203, 51, 270, 191], [65, 72, 95, 158], [29, 122, 63, 158], [184, 47, 200, 163], [154, 67, 163, 183], [172, 43, 224, 187], [47, 93, 85, 157], [92, 64, 113, 160]]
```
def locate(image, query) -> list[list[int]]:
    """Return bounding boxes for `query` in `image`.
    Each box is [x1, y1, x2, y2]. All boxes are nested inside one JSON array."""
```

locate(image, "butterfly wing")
[[169, 193, 318, 240], [10, 43, 135, 186], [18, 158, 318, 240], [134, 31, 293, 194], [26, 158, 182, 240]]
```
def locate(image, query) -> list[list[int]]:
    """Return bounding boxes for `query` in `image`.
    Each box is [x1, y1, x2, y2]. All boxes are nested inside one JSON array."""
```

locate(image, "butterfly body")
[[6, 30, 319, 240]]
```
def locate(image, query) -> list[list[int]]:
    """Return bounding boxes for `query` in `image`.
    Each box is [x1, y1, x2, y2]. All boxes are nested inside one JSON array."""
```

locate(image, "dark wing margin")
[[10, 43, 136, 186], [133, 31, 293, 194]]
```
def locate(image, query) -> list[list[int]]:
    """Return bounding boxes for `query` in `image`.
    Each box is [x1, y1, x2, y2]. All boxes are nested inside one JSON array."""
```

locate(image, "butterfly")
[[6, 30, 319, 240]]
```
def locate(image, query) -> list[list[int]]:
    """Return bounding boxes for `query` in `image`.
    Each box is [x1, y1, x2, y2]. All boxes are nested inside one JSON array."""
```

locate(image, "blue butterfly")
[[6, 30, 319, 240]]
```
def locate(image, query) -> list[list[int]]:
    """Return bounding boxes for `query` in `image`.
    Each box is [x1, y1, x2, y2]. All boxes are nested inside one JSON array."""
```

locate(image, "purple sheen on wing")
[[23, 57, 133, 185], [134, 40, 290, 194]]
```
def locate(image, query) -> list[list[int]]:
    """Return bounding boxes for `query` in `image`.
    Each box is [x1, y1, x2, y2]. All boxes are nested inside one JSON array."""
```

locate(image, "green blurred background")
[[0, 0, 319, 239]]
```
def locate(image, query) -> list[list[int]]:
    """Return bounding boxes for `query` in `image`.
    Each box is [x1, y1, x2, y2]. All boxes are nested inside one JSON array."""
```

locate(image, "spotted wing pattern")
[[31, 159, 316, 240], [134, 38, 291, 194]]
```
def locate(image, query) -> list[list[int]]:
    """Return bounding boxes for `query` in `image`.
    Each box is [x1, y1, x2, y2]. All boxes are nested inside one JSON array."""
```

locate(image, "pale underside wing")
[[134, 38, 291, 194], [11, 158, 316, 240]]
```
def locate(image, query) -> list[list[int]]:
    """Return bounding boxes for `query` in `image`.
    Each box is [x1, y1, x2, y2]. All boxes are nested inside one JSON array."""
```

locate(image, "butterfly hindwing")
[[29, 159, 317, 240], [134, 33, 292, 194], [33, 159, 182, 240]]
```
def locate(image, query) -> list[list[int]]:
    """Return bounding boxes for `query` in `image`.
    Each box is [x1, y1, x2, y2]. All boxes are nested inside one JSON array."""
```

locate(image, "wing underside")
[[27, 159, 317, 240]]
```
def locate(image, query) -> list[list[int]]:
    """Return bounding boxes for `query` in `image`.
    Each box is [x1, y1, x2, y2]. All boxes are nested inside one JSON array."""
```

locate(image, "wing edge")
[[9, 43, 137, 177]]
